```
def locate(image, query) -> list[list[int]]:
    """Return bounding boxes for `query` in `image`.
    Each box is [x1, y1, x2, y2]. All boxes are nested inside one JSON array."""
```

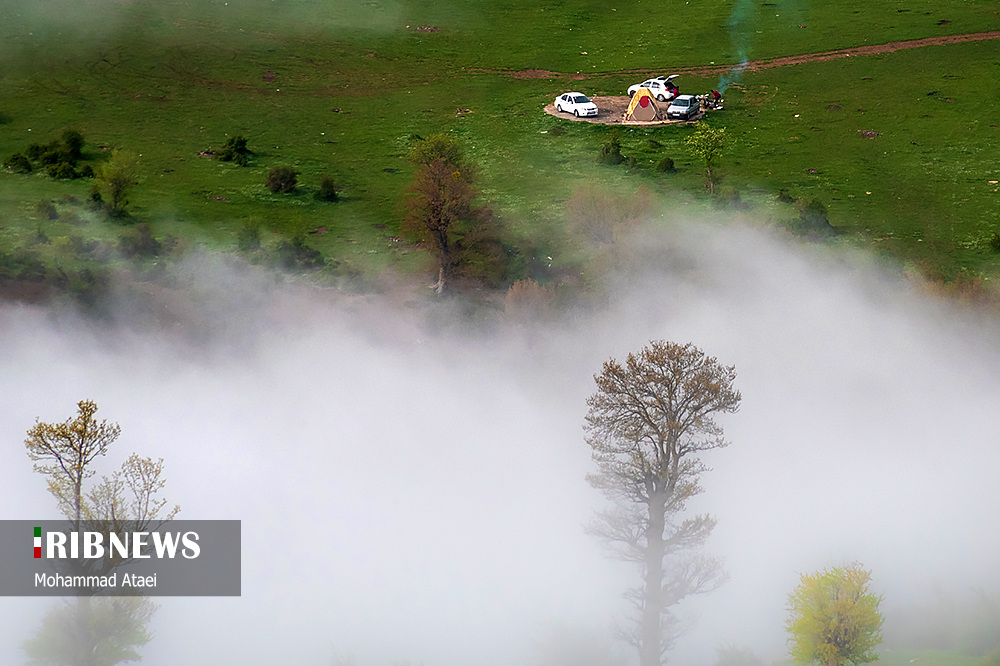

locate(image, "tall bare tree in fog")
[[585, 341, 740, 666], [23, 400, 178, 666]]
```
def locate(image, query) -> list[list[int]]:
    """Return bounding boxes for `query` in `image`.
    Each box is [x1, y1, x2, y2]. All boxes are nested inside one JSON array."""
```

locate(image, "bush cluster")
[[119, 223, 162, 259], [7, 129, 94, 179], [275, 237, 324, 271]]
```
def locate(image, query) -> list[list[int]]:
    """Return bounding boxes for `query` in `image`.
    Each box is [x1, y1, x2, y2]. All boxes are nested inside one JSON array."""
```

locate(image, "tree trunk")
[[429, 266, 445, 294], [640, 495, 667, 666]]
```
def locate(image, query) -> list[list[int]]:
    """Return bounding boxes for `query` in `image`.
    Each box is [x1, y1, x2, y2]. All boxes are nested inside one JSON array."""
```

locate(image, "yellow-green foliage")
[[786, 563, 884, 666]]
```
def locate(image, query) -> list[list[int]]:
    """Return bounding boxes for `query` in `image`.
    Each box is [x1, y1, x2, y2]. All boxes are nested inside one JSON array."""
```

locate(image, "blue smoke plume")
[[718, 0, 758, 93]]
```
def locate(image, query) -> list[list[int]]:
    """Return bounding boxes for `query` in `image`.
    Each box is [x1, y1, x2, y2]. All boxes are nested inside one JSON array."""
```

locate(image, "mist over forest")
[[2, 217, 999, 666]]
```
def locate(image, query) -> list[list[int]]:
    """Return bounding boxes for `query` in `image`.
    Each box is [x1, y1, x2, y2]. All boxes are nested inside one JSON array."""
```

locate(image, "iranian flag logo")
[[34, 526, 41, 558]]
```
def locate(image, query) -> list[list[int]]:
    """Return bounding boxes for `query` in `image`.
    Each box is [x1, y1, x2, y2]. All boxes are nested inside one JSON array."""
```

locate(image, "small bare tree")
[[585, 341, 741, 666], [404, 134, 493, 294]]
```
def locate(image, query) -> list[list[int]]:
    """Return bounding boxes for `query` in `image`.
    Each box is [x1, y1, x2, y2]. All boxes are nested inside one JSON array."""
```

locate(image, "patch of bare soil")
[[543, 97, 706, 126]]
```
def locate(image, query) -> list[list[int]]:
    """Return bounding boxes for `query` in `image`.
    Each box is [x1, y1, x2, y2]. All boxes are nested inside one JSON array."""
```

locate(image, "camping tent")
[[624, 87, 660, 122]]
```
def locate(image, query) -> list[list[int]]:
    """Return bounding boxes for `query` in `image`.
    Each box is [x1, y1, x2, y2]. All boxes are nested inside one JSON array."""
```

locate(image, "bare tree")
[[584, 341, 741, 666], [404, 134, 494, 294]]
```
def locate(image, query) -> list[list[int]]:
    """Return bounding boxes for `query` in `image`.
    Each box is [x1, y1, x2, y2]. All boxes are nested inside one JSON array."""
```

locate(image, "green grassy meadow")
[[1, 0, 999, 295]]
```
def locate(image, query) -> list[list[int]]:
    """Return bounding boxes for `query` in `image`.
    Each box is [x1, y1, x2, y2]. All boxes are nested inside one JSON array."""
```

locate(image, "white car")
[[627, 75, 679, 102], [555, 92, 599, 117], [666, 94, 701, 120]]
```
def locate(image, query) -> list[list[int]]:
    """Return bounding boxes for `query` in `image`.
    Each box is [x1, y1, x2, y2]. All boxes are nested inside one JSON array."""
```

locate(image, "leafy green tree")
[[585, 341, 741, 666], [684, 124, 727, 194], [786, 564, 884, 666], [95, 151, 139, 217]]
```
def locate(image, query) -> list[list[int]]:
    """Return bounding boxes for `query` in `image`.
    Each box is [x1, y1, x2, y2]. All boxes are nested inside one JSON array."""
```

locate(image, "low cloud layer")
[[2, 217, 998, 665]]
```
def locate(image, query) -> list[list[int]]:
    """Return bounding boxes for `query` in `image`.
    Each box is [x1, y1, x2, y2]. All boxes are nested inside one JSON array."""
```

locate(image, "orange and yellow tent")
[[624, 88, 660, 122]]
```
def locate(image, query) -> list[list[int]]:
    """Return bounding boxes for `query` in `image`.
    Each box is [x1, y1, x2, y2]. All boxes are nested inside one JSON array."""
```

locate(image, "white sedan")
[[555, 92, 599, 117], [627, 75, 679, 102]]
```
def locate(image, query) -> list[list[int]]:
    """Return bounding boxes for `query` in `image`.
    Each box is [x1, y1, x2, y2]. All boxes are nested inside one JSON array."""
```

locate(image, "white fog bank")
[[1, 218, 998, 666]]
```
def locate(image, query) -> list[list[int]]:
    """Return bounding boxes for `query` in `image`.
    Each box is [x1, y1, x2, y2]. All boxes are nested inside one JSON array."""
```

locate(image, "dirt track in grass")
[[500, 30, 1000, 80]]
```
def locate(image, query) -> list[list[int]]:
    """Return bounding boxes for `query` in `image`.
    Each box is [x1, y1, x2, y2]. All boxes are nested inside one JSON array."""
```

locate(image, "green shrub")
[[797, 198, 834, 233], [217, 135, 252, 166], [62, 129, 85, 161], [718, 186, 749, 211], [26, 142, 51, 161], [598, 129, 624, 165], [4, 153, 32, 173], [989, 232, 1000, 253], [119, 223, 161, 258], [69, 235, 99, 257], [46, 162, 79, 179], [266, 166, 298, 193], [656, 156, 676, 173], [409, 133, 462, 166], [237, 218, 262, 252], [778, 189, 795, 203], [69, 267, 110, 309], [79, 164, 95, 178], [275, 237, 324, 270], [0, 248, 47, 281], [35, 200, 58, 220], [315, 175, 339, 202]]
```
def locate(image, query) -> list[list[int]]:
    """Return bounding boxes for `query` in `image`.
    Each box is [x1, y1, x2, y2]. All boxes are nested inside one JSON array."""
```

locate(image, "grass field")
[[1, 0, 999, 296]]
